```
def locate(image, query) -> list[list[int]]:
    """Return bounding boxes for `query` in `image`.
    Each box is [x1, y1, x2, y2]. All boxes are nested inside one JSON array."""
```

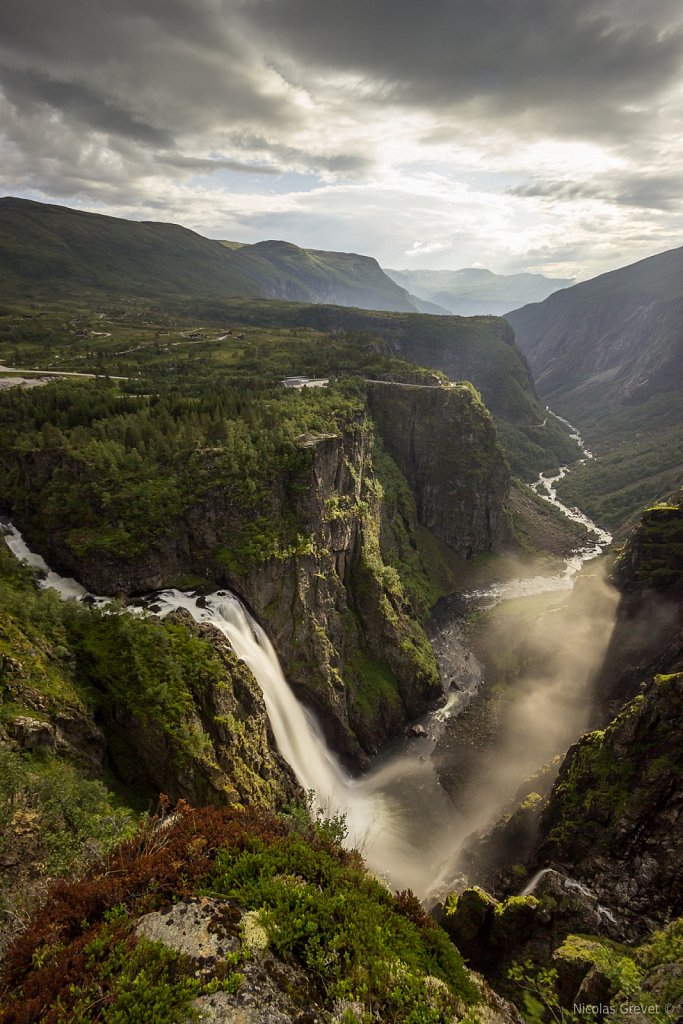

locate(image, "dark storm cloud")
[[158, 154, 281, 175], [4, 0, 679, 155], [0, 0, 301, 147], [614, 174, 683, 212], [246, 0, 683, 137], [0, 66, 173, 146], [509, 172, 683, 212], [508, 180, 604, 201], [229, 132, 373, 175], [1, 0, 682, 275]]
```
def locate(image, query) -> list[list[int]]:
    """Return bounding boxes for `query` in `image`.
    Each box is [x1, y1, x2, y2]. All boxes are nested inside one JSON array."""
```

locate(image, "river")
[[1, 412, 614, 901]]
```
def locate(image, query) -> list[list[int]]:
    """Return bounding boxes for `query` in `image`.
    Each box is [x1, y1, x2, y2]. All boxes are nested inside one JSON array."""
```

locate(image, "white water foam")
[[0, 416, 613, 898], [1, 522, 458, 895]]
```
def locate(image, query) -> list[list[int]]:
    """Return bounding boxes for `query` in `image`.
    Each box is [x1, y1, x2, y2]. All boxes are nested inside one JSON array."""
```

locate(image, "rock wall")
[[594, 494, 683, 718], [102, 612, 299, 809], [535, 672, 683, 934], [367, 381, 510, 556], [0, 596, 297, 811], [3, 384, 513, 765], [453, 497, 683, 940]]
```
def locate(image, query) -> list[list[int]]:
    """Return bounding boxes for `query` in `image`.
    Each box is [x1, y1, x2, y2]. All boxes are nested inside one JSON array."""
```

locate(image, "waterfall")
[[1, 410, 615, 903], [152, 590, 463, 894], [0, 520, 459, 897]]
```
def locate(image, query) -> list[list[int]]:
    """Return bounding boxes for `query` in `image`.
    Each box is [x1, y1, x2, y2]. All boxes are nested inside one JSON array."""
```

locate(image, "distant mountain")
[[385, 267, 572, 316], [506, 245, 683, 530], [0, 197, 433, 314], [0, 197, 578, 476], [218, 238, 442, 313]]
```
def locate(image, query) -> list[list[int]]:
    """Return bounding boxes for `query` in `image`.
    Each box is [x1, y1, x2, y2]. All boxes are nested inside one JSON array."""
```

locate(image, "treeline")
[[0, 376, 367, 559]]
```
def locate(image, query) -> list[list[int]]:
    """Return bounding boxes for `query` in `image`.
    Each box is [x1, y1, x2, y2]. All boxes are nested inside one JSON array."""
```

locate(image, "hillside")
[[506, 246, 683, 530], [0, 197, 581, 477], [386, 267, 572, 316], [0, 198, 431, 314], [221, 238, 442, 313], [0, 197, 262, 301]]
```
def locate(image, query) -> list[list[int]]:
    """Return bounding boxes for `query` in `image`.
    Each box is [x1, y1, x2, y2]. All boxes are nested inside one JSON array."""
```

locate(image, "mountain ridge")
[[506, 243, 683, 530], [0, 197, 434, 314]]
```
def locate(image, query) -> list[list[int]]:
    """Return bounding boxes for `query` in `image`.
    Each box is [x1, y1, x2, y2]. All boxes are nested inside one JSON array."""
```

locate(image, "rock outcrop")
[[450, 500, 683, 948], [594, 494, 683, 718], [101, 612, 298, 809], [535, 672, 683, 934], [0, 567, 298, 812], [367, 381, 509, 556]]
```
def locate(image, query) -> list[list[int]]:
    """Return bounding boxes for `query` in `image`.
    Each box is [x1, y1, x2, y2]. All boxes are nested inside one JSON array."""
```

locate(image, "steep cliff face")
[[594, 494, 683, 717], [0, 578, 297, 813], [506, 246, 683, 409], [455, 499, 683, 941], [442, 676, 683, 1016], [98, 612, 299, 809], [367, 381, 510, 556], [506, 250, 683, 530], [534, 673, 683, 933], [3, 383, 512, 765], [0, 550, 298, 930]]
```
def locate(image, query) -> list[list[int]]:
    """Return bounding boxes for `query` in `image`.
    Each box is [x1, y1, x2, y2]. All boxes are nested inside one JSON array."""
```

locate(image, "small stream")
[[1, 412, 614, 900]]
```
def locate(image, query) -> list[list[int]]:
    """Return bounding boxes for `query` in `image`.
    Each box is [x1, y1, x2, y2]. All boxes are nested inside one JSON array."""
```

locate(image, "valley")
[[0, 200, 681, 1024], [507, 245, 683, 532]]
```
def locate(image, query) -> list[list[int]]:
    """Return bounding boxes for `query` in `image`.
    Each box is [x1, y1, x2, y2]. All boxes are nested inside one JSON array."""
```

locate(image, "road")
[[0, 365, 130, 381]]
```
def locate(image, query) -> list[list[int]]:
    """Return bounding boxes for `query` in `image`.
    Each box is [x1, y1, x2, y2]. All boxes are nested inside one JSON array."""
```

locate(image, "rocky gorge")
[[0, 286, 681, 1023], [1, 378, 511, 765]]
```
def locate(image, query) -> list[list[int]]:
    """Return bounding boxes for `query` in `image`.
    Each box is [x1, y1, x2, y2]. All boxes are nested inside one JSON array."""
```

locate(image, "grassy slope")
[[0, 198, 419, 314], [0, 197, 262, 301], [237, 239, 421, 312], [0, 197, 579, 476]]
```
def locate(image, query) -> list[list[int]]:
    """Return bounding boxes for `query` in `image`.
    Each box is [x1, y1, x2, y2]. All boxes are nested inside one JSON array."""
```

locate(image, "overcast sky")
[[2, 0, 682, 279]]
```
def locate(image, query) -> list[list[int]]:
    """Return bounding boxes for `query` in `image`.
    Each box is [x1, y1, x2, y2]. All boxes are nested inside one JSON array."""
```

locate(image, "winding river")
[[1, 412, 614, 901]]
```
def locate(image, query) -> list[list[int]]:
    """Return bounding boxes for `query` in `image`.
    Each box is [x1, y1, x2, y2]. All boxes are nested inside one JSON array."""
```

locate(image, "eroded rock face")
[[135, 897, 325, 1024], [595, 495, 683, 718], [5, 386, 511, 763], [136, 897, 240, 969], [367, 382, 510, 557], [460, 499, 683, 948], [535, 673, 683, 935], [6, 716, 56, 752], [103, 612, 298, 809], [438, 870, 626, 991]]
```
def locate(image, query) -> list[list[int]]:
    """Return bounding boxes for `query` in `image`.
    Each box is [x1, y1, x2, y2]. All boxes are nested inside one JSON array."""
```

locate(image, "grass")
[[0, 804, 481, 1024]]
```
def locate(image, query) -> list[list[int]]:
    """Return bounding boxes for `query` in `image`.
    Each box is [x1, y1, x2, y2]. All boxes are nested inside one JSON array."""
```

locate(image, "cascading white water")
[[0, 414, 613, 899], [0, 520, 458, 895], [2, 522, 92, 601]]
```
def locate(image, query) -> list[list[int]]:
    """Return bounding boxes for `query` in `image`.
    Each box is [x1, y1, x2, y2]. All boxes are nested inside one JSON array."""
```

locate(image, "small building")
[[281, 376, 330, 390]]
